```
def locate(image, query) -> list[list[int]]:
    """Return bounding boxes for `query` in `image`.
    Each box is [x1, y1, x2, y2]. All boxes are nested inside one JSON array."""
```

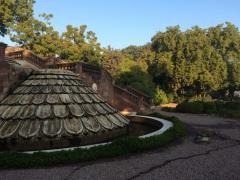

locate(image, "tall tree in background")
[[150, 26, 182, 94], [100, 46, 122, 74], [59, 25, 102, 64], [10, 13, 60, 57], [0, 0, 35, 36], [150, 25, 230, 98]]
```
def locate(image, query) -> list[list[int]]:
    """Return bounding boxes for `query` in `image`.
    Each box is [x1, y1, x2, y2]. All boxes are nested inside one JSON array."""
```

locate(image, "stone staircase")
[[5, 47, 153, 111]]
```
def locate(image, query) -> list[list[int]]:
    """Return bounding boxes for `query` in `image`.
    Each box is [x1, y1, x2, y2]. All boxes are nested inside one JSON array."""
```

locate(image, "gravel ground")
[[0, 111, 240, 180]]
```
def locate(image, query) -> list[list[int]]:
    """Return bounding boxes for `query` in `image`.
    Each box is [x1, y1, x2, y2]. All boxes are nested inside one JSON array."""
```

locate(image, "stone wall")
[[0, 44, 26, 100], [0, 43, 7, 61], [48, 62, 115, 105]]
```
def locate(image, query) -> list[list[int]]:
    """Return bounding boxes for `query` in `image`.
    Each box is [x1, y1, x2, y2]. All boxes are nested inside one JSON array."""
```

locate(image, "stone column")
[[0, 42, 7, 61]]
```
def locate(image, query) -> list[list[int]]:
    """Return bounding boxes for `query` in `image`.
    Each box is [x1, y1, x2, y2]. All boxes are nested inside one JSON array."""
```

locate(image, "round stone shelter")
[[0, 69, 129, 151]]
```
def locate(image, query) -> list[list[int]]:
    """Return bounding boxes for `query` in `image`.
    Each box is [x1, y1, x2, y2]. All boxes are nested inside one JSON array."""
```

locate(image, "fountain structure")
[[0, 69, 129, 151]]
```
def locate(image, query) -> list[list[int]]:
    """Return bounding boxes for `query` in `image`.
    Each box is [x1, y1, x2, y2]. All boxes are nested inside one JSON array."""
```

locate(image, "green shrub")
[[176, 100, 240, 119], [230, 111, 240, 119], [167, 93, 174, 103], [189, 95, 212, 102], [224, 101, 240, 111], [154, 87, 168, 105], [176, 101, 204, 114], [175, 96, 186, 104], [188, 101, 204, 114], [203, 101, 217, 114], [217, 108, 232, 117], [161, 107, 176, 112], [214, 101, 225, 112], [176, 102, 188, 113]]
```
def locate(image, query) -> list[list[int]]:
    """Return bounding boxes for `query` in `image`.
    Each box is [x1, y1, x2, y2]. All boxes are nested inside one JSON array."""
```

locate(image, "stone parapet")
[[0, 42, 7, 61]]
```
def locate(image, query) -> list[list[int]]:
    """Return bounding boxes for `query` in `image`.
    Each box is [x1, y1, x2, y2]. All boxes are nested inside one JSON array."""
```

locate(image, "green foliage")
[[189, 95, 213, 102], [203, 101, 217, 114], [0, 113, 187, 168], [122, 45, 144, 60], [2, 1, 102, 63], [10, 14, 60, 57], [154, 87, 169, 105], [59, 25, 102, 64], [176, 101, 204, 114], [161, 107, 176, 112], [176, 100, 240, 119], [210, 101, 240, 118], [149, 23, 240, 99], [0, 0, 35, 36], [227, 60, 240, 98], [115, 63, 155, 96]]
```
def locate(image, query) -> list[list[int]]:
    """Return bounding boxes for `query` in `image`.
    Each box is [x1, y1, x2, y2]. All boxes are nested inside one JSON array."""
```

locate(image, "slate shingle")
[[0, 69, 129, 149]]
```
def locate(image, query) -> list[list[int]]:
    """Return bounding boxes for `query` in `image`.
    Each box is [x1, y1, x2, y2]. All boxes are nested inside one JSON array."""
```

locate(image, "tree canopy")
[[148, 23, 240, 99], [0, 0, 35, 36]]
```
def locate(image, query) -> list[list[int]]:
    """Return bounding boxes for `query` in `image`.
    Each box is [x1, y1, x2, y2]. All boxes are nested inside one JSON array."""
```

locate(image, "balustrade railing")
[[48, 62, 77, 72], [7, 51, 24, 59], [25, 53, 46, 68], [113, 85, 139, 105], [126, 86, 152, 105], [7, 50, 46, 68]]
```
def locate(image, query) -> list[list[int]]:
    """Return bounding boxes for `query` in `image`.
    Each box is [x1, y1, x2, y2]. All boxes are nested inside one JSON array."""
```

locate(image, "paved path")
[[1, 112, 240, 180]]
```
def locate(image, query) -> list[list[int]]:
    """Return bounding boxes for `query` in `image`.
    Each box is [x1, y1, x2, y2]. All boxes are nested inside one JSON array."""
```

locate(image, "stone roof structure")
[[0, 69, 129, 151]]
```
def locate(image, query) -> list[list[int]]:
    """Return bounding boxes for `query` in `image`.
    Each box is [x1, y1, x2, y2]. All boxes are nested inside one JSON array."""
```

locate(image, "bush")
[[154, 87, 168, 105], [161, 107, 176, 112], [167, 93, 174, 103], [213, 101, 224, 112], [176, 101, 204, 114], [224, 101, 240, 111], [203, 101, 217, 114], [189, 95, 212, 102], [230, 111, 240, 119], [176, 100, 240, 119], [176, 102, 188, 112], [175, 96, 186, 104]]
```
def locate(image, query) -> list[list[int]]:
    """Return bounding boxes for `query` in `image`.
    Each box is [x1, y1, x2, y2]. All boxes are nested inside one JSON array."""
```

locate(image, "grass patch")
[[0, 113, 187, 169]]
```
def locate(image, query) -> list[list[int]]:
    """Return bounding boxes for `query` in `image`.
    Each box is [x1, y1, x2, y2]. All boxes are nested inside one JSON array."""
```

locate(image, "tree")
[[149, 24, 232, 99], [0, 0, 35, 36], [115, 65, 155, 96], [228, 60, 240, 98], [154, 87, 169, 105], [59, 25, 102, 64], [10, 13, 60, 57], [100, 46, 122, 74], [150, 26, 183, 94], [121, 45, 144, 61]]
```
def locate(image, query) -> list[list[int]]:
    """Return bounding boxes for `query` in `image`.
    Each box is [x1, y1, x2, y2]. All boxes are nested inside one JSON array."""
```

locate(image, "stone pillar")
[[0, 42, 7, 61]]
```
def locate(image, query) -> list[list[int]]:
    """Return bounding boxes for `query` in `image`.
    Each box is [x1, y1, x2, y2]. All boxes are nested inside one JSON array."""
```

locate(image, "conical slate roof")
[[0, 69, 129, 151]]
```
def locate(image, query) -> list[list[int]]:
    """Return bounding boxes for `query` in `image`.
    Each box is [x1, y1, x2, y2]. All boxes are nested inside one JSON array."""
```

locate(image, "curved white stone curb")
[[24, 115, 173, 154], [131, 115, 173, 138]]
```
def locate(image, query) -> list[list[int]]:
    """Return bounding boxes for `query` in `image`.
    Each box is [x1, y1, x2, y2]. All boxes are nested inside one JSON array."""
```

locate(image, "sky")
[[2, 0, 240, 49]]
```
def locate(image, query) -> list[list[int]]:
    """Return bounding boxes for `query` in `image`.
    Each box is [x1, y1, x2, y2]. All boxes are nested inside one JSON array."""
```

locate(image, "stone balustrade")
[[48, 62, 77, 72], [6, 50, 24, 59], [25, 52, 46, 68]]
